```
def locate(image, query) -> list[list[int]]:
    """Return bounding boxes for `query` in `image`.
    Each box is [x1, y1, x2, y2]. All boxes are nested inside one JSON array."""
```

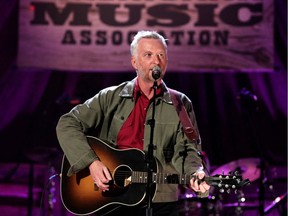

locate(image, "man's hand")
[[89, 160, 112, 192], [189, 170, 210, 193]]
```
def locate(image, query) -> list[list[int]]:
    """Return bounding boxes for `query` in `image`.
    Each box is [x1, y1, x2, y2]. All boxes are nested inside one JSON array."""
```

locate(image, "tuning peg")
[[219, 188, 224, 193]]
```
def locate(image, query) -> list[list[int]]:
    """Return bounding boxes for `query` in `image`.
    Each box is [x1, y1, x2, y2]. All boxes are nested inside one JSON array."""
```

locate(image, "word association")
[[61, 29, 230, 46]]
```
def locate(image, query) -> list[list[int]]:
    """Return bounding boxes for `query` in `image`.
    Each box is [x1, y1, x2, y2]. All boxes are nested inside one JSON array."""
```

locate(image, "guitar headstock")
[[206, 171, 250, 193]]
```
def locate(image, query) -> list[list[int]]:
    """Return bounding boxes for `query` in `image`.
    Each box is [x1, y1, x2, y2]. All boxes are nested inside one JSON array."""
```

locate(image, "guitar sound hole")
[[114, 165, 132, 188]]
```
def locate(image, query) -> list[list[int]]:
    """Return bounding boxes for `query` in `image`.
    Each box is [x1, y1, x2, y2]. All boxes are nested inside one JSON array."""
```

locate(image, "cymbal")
[[211, 158, 261, 182]]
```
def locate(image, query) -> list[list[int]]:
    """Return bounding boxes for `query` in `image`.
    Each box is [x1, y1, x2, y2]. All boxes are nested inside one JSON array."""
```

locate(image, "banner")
[[18, 0, 274, 72]]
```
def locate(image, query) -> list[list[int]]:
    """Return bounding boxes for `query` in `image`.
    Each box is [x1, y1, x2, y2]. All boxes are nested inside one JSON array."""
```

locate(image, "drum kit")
[[177, 157, 263, 216]]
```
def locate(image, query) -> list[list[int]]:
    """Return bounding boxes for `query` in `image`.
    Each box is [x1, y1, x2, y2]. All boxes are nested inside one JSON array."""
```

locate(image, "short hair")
[[130, 31, 168, 56]]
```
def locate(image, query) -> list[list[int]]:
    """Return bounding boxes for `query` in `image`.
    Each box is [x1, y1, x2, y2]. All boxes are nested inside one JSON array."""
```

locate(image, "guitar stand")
[[145, 81, 158, 216]]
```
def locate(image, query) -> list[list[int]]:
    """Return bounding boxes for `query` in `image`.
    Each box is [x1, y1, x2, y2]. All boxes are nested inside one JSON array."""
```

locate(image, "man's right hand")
[[89, 160, 112, 192]]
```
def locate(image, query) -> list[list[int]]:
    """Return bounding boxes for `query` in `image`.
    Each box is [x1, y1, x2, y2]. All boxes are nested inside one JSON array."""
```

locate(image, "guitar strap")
[[168, 88, 200, 143], [169, 88, 210, 175]]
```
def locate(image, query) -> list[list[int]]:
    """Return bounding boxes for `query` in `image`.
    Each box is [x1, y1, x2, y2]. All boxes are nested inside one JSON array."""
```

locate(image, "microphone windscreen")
[[152, 66, 162, 80]]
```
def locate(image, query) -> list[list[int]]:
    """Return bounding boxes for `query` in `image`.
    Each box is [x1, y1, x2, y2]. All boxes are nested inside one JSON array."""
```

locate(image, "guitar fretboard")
[[131, 171, 193, 184]]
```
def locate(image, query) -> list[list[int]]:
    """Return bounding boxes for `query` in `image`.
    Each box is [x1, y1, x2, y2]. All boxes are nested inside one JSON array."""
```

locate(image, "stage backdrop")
[[18, 0, 274, 72]]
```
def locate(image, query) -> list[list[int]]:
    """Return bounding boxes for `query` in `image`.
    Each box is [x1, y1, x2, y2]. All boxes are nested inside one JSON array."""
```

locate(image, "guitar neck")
[[130, 171, 246, 189], [131, 171, 211, 185]]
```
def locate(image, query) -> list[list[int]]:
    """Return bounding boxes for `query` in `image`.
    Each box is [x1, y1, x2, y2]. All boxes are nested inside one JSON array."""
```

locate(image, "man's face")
[[131, 38, 168, 83]]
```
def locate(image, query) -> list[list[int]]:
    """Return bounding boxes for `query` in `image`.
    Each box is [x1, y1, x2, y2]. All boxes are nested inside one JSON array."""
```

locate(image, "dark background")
[[0, 1, 286, 171]]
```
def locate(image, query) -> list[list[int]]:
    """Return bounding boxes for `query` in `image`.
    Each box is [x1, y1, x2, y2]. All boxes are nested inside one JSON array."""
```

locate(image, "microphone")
[[152, 66, 162, 80]]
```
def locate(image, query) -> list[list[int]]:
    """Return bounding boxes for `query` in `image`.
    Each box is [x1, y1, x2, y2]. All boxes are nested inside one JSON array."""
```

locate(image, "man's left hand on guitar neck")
[[190, 170, 210, 194]]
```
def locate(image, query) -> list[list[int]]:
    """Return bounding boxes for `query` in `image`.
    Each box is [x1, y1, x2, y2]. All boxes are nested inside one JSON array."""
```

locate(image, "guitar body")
[[60, 136, 156, 215]]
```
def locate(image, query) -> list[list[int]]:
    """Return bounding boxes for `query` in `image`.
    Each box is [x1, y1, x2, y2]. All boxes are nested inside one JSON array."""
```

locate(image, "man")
[[56, 30, 210, 216]]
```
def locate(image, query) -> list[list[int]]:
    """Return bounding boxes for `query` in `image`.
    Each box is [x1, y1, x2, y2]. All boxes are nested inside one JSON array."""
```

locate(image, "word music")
[[29, 1, 264, 46]]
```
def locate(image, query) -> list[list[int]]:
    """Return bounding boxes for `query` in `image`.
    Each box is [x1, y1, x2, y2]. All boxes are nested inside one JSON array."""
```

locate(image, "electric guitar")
[[60, 136, 250, 215]]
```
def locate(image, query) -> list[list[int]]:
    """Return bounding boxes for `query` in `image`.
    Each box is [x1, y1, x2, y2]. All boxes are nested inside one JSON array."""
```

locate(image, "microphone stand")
[[238, 88, 265, 216], [145, 80, 158, 216]]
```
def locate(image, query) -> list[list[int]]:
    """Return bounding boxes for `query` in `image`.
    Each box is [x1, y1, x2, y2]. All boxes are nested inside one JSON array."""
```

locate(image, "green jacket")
[[56, 78, 206, 202]]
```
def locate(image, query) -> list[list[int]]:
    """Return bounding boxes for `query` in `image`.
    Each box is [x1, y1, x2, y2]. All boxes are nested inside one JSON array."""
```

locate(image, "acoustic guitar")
[[60, 136, 250, 215]]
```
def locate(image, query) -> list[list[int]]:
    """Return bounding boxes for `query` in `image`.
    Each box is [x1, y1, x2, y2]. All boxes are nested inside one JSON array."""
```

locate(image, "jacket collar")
[[119, 77, 173, 104]]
